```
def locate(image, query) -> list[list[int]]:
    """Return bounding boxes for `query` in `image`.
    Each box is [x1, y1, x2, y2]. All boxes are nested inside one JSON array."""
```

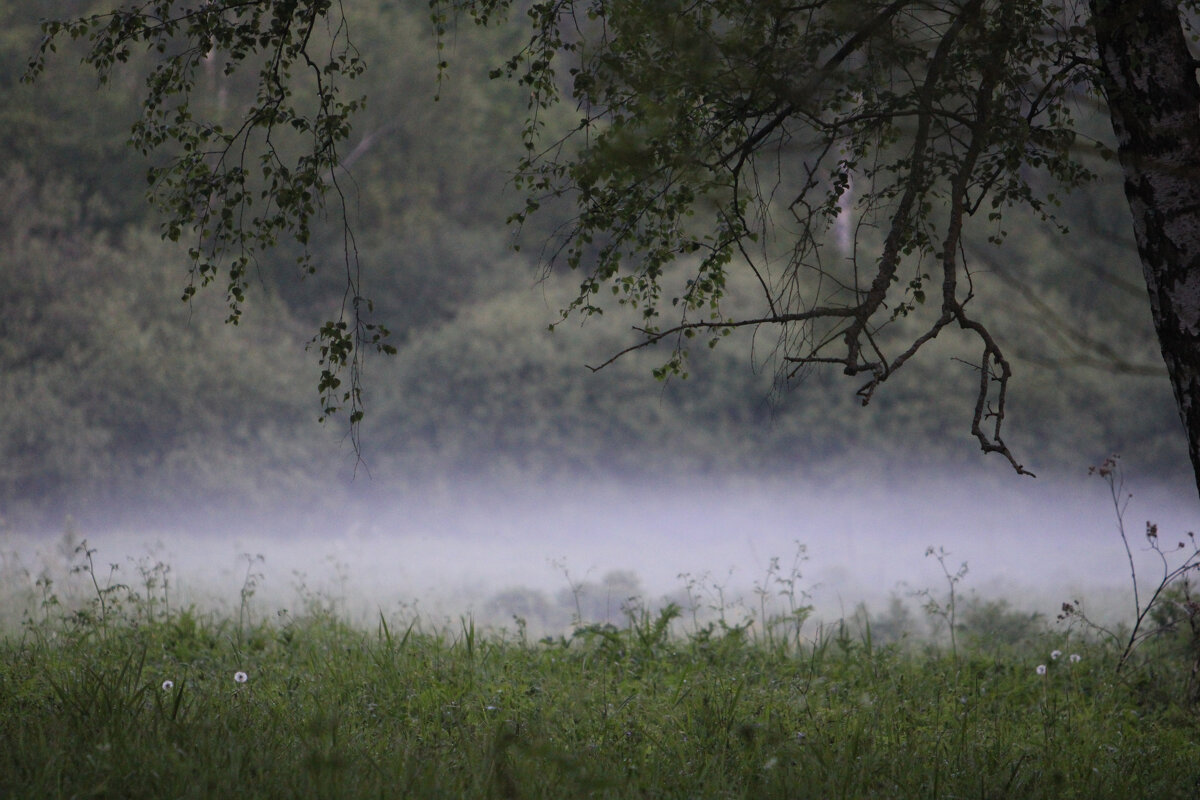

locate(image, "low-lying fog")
[[3, 468, 1196, 634]]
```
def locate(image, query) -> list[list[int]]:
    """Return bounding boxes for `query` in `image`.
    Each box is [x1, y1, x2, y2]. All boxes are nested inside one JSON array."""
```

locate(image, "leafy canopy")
[[435, 0, 1107, 473], [26, 0, 392, 442], [28, 1, 1124, 469]]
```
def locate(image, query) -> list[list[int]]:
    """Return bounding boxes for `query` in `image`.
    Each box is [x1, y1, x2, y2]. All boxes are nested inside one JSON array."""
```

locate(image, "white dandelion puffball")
[[1069, 653, 1082, 663], [162, 680, 174, 691], [1050, 650, 1062, 660], [1036, 664, 1047, 676], [234, 671, 249, 684]]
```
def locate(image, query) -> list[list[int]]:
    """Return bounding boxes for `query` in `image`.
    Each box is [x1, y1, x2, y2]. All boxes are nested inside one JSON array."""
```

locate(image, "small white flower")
[[1069, 653, 1081, 663], [1050, 650, 1062, 660], [1036, 664, 1047, 675], [162, 680, 175, 691], [234, 671, 249, 684]]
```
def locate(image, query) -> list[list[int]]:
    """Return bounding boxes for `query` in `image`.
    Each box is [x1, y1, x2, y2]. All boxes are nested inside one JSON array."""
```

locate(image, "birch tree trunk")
[[1092, 0, 1200, 497]]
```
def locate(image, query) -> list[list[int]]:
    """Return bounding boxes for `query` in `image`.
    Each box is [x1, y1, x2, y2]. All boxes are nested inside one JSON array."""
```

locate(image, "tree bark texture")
[[1092, 0, 1200, 497]]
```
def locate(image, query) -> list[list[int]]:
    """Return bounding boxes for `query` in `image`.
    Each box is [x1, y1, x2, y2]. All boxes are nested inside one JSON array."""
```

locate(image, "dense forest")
[[0, 1, 1188, 529]]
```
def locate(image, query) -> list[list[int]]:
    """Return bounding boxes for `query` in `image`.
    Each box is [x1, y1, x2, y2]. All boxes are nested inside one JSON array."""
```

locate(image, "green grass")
[[3, 562, 1200, 800]]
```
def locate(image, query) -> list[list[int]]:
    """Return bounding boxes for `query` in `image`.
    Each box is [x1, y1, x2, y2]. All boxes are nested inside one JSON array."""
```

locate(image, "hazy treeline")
[[0, 2, 1187, 527]]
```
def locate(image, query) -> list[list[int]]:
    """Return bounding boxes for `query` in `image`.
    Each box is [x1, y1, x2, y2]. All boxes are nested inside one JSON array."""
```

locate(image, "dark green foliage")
[[868, 594, 918, 645], [0, 167, 331, 523], [0, 3, 151, 230], [22, 1, 1176, 458], [26, 0, 388, 428], [958, 596, 1045, 651], [430, 0, 1123, 473], [3, 590, 1200, 799], [5, 535, 1200, 798], [0, 2, 1190, 523]]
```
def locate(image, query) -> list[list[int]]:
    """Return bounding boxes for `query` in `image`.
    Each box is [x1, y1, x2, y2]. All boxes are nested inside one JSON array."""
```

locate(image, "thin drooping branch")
[[837, 0, 985, 380], [27, 1, 390, 450], [559, 0, 1085, 475]]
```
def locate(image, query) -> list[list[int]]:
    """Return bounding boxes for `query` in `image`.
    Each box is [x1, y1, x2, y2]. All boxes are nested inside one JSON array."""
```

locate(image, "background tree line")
[[0, 1, 1187, 529]]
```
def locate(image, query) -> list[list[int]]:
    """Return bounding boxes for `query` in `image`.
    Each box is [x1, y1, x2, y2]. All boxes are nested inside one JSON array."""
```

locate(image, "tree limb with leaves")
[[26, 0, 395, 453], [26, 0, 1200, 494]]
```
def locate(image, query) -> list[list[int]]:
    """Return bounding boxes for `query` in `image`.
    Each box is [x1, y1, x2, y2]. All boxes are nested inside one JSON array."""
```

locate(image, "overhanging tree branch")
[[28, 0, 1200, 493]]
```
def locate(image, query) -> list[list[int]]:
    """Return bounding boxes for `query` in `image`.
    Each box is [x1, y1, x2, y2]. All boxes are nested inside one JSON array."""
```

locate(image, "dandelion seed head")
[[1051, 650, 1062, 660], [1036, 664, 1047, 675], [162, 680, 174, 691], [1069, 653, 1081, 663], [234, 671, 249, 684]]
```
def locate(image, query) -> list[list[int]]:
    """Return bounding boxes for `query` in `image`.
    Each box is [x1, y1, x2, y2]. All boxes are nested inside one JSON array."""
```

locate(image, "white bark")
[[1093, 0, 1200, 497]]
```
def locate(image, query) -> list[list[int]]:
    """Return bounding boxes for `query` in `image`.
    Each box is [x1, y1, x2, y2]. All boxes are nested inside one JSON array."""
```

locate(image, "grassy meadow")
[[2, 530, 1200, 800]]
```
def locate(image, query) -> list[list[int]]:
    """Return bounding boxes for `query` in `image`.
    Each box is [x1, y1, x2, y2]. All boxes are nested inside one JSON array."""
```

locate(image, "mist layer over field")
[[5, 467, 1194, 635]]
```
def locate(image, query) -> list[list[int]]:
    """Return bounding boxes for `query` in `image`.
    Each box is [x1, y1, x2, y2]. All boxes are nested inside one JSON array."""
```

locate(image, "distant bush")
[[868, 595, 919, 645], [957, 596, 1046, 651]]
